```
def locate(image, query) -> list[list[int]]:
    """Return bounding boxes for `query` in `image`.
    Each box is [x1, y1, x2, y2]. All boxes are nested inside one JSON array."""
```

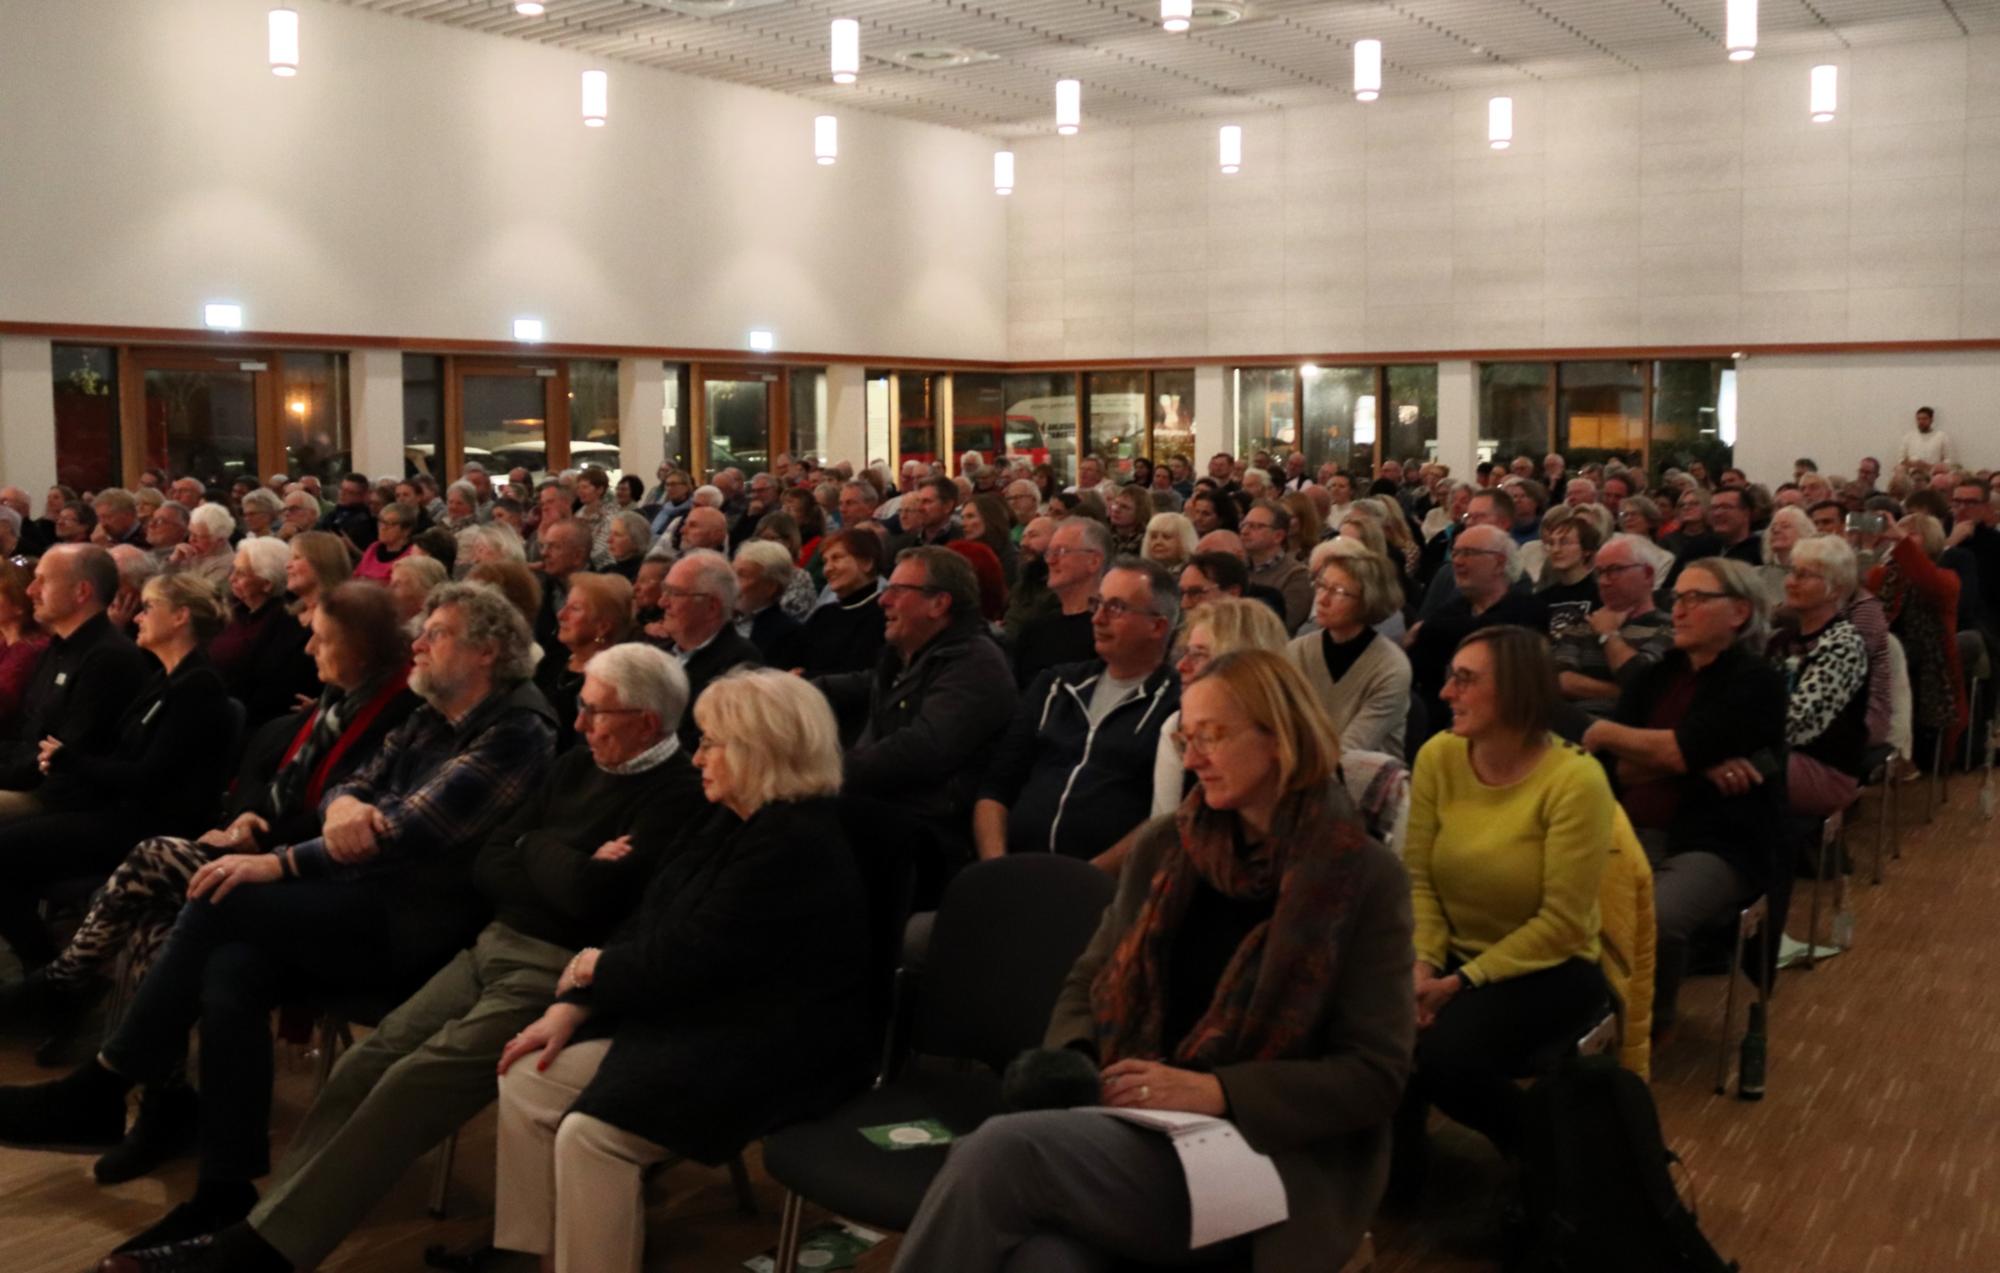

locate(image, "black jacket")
[[742, 605, 805, 670], [979, 659, 1179, 859], [229, 676, 423, 849], [1012, 608, 1095, 689], [212, 599, 319, 730], [568, 797, 869, 1163], [664, 628, 763, 750], [0, 612, 153, 791], [41, 650, 231, 830], [798, 587, 887, 678]]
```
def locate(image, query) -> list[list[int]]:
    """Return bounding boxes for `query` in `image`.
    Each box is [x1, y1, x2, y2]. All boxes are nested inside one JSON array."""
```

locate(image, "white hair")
[[733, 538, 795, 586], [459, 523, 526, 567], [584, 643, 690, 736], [675, 548, 738, 614], [235, 536, 291, 591], [691, 485, 724, 509], [1791, 532, 1859, 601], [189, 502, 235, 542]]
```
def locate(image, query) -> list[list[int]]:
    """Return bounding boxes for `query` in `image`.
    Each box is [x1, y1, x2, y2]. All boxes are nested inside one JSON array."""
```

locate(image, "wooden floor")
[[1, 774, 1994, 1273]]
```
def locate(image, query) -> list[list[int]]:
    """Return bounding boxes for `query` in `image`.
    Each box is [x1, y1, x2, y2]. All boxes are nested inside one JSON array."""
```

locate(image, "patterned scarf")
[[1090, 782, 1372, 1069]]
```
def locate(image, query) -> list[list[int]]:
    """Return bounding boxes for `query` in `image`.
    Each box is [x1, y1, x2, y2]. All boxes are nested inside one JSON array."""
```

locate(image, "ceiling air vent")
[[1190, 2, 1246, 27], [885, 45, 998, 71]]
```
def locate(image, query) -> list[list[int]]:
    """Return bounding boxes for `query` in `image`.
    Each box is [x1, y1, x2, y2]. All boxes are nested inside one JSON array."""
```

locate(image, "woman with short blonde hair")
[[1289, 541, 1413, 756], [1150, 597, 1293, 816]]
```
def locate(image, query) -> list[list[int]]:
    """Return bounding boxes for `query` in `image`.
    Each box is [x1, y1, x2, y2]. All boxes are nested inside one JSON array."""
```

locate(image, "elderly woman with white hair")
[[732, 540, 804, 666], [459, 522, 528, 577], [1758, 504, 1814, 603], [1767, 534, 1872, 817], [212, 536, 319, 727], [167, 503, 238, 593], [1143, 511, 1198, 573], [239, 488, 284, 539], [493, 669, 869, 1273], [440, 481, 481, 533], [389, 554, 450, 632]]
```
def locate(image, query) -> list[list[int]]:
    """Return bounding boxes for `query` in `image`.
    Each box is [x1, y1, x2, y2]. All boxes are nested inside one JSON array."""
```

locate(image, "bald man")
[[1405, 524, 1550, 743]]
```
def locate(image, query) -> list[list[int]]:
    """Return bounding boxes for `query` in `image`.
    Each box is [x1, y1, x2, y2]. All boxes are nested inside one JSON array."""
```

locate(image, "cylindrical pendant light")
[[268, 8, 299, 77], [1488, 96, 1513, 150], [1810, 64, 1838, 122], [581, 69, 608, 127], [830, 18, 859, 84], [815, 115, 839, 165], [1354, 39, 1381, 102], [514, 2, 546, 14], [1726, 0, 1757, 61], [1161, 0, 1192, 32], [1055, 79, 1081, 135], [994, 150, 1015, 195], [1218, 125, 1242, 175]]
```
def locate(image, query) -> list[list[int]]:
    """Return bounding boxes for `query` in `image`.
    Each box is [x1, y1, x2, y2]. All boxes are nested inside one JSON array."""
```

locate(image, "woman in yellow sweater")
[[1395, 624, 1613, 1188]]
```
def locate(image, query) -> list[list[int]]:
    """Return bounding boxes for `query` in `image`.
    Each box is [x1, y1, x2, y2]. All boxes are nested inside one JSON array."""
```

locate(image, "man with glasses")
[[1240, 499, 1311, 631], [1013, 519, 1111, 688], [1417, 488, 1521, 621], [143, 503, 189, 562], [1407, 525, 1546, 744], [976, 558, 1179, 861], [1704, 488, 1761, 568], [648, 549, 760, 750], [1552, 536, 1673, 719]]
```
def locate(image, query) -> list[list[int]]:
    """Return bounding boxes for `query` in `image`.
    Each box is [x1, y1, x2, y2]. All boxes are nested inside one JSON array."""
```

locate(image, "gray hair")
[[460, 523, 526, 566], [1684, 557, 1772, 651], [1791, 532, 1859, 602], [612, 510, 654, 556], [393, 554, 449, 594], [446, 481, 479, 508], [94, 487, 137, 516], [241, 488, 283, 518], [189, 502, 234, 541], [690, 485, 724, 509], [897, 546, 981, 625], [583, 641, 689, 736], [107, 543, 160, 592], [1110, 554, 1181, 632], [841, 479, 880, 508], [1068, 516, 1115, 573], [423, 581, 541, 684], [676, 547, 737, 614], [1309, 538, 1404, 626], [733, 538, 794, 586], [236, 536, 291, 591], [283, 490, 320, 515], [153, 502, 189, 527]]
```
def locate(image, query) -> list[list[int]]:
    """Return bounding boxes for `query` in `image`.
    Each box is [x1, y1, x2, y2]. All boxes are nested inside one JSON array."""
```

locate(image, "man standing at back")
[[1899, 406, 1954, 467]]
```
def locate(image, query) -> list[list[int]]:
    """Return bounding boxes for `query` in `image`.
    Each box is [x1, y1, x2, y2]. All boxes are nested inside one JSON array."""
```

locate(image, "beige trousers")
[[494, 1037, 670, 1273]]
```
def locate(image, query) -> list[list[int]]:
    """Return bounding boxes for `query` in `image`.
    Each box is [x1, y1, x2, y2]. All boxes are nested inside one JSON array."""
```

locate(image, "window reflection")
[[1300, 365, 1371, 477], [1086, 371, 1146, 481], [953, 373, 1075, 482], [403, 355, 444, 479], [52, 346, 119, 492], [1556, 361, 1644, 468], [1478, 363, 1551, 465], [1651, 359, 1735, 479], [1385, 365, 1439, 468], [145, 368, 257, 485], [1233, 368, 1296, 461], [790, 368, 827, 463], [280, 352, 350, 484], [463, 373, 548, 480], [1152, 370, 1195, 466], [568, 359, 621, 479], [706, 377, 772, 475]]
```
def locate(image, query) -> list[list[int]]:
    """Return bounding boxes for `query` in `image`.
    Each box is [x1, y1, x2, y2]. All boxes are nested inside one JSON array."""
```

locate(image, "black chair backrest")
[[914, 854, 1114, 1073], [837, 795, 919, 1045]]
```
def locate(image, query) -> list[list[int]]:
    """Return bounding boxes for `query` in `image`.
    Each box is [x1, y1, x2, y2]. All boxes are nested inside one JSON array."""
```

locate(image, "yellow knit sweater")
[[1404, 732, 1610, 986]]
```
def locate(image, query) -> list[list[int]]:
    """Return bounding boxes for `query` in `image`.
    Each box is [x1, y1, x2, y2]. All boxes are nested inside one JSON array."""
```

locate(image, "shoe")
[[0, 1062, 129, 1148], [97, 1234, 224, 1273], [96, 1081, 199, 1184], [110, 1187, 256, 1256]]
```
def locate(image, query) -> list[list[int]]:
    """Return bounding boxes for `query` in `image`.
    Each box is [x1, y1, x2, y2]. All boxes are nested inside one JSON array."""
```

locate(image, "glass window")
[[1233, 367, 1296, 462], [942, 373, 1078, 482], [1651, 359, 1736, 482], [865, 373, 891, 470], [790, 368, 827, 463], [144, 367, 258, 485], [280, 352, 349, 484], [705, 376, 771, 475], [897, 373, 941, 471], [1384, 365, 1439, 468], [1085, 371, 1147, 482], [952, 373, 1005, 468], [51, 345, 119, 492], [1478, 363, 1551, 465], [1557, 360, 1644, 468], [463, 372, 548, 480], [1151, 369, 1196, 467], [1300, 365, 1373, 477], [567, 359, 621, 480], [662, 364, 687, 473], [402, 355, 443, 479]]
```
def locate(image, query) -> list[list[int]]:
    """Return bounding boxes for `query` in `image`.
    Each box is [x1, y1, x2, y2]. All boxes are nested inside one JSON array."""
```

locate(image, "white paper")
[[1084, 1107, 1290, 1247]]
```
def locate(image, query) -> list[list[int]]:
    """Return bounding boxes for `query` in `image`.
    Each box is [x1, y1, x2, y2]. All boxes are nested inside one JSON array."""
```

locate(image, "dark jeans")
[[0, 809, 146, 967], [101, 878, 452, 1182], [1636, 829, 1752, 1030]]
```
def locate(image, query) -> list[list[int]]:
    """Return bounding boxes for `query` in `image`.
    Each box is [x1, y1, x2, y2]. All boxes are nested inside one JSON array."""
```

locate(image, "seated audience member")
[[1661, 487, 1717, 563], [1, 583, 415, 1182], [1415, 489, 1516, 620], [959, 493, 1019, 586], [90, 490, 144, 549], [440, 481, 480, 533], [1013, 518, 1111, 688], [896, 649, 1411, 1273], [316, 473, 378, 553], [1769, 536, 1871, 817], [285, 531, 354, 624], [122, 644, 708, 1273], [1286, 540, 1413, 756], [0, 561, 50, 734], [1406, 525, 1545, 741], [1106, 484, 1152, 557], [107, 545, 163, 633], [748, 513, 816, 618], [0, 583, 558, 1258], [1583, 558, 1786, 1038], [648, 549, 761, 749], [539, 573, 634, 751], [1151, 597, 1291, 817], [1001, 516, 1056, 638], [977, 558, 1180, 859], [569, 467, 617, 568], [531, 520, 593, 658], [469, 560, 544, 632], [1867, 514, 1966, 767], [731, 540, 805, 667], [1395, 626, 1611, 1186], [276, 491, 321, 543], [946, 538, 1009, 629], [1757, 505, 1813, 602], [604, 511, 652, 582], [0, 546, 152, 820], [1241, 499, 1313, 631], [212, 539, 317, 728], [1705, 487, 1761, 568], [631, 557, 670, 630], [388, 555, 448, 631], [799, 529, 887, 676], [353, 501, 419, 585], [411, 527, 458, 577], [1177, 549, 1251, 612], [166, 504, 236, 593], [145, 503, 190, 561], [889, 476, 961, 554], [1530, 506, 1603, 638], [1183, 487, 1238, 537], [1808, 499, 1846, 537], [0, 572, 230, 969], [493, 670, 868, 1273], [55, 499, 99, 546], [1143, 512, 1198, 573], [1551, 535, 1673, 718]]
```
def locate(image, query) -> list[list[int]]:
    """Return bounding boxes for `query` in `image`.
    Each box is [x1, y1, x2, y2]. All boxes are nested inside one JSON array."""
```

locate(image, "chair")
[[1802, 810, 1851, 971], [1337, 749, 1410, 856], [760, 854, 1114, 1273], [1712, 894, 1772, 1097]]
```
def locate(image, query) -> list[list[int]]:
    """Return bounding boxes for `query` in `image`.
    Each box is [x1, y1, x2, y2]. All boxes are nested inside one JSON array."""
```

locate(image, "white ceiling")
[[327, 0, 2000, 135]]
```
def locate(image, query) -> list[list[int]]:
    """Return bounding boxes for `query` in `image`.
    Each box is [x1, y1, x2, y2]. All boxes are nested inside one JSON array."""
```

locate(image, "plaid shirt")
[[292, 680, 556, 880]]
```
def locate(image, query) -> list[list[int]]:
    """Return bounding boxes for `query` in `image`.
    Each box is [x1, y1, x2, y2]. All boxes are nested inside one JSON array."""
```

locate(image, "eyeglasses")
[[577, 703, 646, 721], [1179, 585, 1218, 605], [1444, 668, 1482, 690], [1450, 547, 1505, 561], [1670, 589, 1731, 610], [1240, 519, 1278, 532], [1314, 580, 1360, 599], [1171, 721, 1262, 754], [1047, 545, 1101, 560], [660, 586, 715, 602], [1951, 496, 1986, 507], [880, 582, 944, 600], [1786, 566, 1829, 583], [1087, 596, 1156, 620], [694, 735, 728, 754]]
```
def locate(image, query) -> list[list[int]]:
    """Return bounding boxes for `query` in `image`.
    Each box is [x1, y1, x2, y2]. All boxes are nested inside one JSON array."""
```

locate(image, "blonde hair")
[[1192, 649, 1339, 796], [565, 572, 636, 645], [143, 572, 229, 642], [1183, 596, 1289, 657], [692, 669, 844, 809], [1309, 539, 1404, 626]]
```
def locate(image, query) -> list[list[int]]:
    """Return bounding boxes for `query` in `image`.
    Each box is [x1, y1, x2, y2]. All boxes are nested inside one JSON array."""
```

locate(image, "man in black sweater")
[[113, 643, 710, 1273]]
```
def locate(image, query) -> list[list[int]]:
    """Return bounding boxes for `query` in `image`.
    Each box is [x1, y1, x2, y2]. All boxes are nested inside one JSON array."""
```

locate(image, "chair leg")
[[1806, 821, 1827, 968], [1890, 769, 1902, 859], [427, 1129, 457, 1219], [1928, 729, 1945, 820], [1716, 918, 1746, 1095], [774, 1191, 805, 1273], [728, 1152, 757, 1217], [313, 1017, 349, 1093]]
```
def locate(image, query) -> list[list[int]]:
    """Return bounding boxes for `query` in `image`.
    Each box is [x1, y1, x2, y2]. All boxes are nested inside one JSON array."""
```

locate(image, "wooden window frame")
[[444, 356, 571, 483]]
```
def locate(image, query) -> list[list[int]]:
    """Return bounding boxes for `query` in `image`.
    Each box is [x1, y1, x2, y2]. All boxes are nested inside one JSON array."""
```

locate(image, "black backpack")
[[1513, 1055, 1738, 1273]]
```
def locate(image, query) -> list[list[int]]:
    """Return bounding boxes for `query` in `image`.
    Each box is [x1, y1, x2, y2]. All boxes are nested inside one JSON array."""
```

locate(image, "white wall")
[[0, 0, 1006, 360], [1007, 36, 2000, 361], [1736, 350, 2000, 480]]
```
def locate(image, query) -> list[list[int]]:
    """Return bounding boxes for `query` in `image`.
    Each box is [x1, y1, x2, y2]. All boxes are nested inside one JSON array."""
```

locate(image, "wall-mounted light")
[[514, 2, 546, 14], [513, 317, 544, 342], [1488, 96, 1513, 150], [994, 150, 1015, 195], [1055, 79, 1081, 135], [1810, 64, 1838, 122], [815, 115, 838, 164], [581, 69, 608, 126], [204, 303, 244, 331], [1726, 0, 1757, 61], [1354, 39, 1381, 101], [1161, 0, 1192, 32], [749, 330, 776, 353], [268, 8, 299, 77], [1218, 125, 1242, 175], [830, 18, 859, 84]]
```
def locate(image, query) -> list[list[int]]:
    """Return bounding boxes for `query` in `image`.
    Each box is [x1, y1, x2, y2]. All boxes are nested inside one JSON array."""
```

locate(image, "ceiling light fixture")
[[514, 2, 546, 14], [268, 8, 299, 77], [994, 150, 1015, 195], [513, 317, 544, 342], [204, 303, 244, 331], [1354, 39, 1381, 101], [1726, 0, 1757, 61], [581, 69, 608, 126], [815, 114, 838, 164], [1810, 64, 1838, 122], [1488, 96, 1513, 150], [830, 18, 859, 84], [1218, 124, 1242, 174], [749, 330, 776, 352], [1055, 79, 1081, 135], [1161, 0, 1192, 32]]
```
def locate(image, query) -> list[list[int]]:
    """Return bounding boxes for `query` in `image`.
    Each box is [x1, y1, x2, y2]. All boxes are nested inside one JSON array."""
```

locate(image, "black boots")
[[96, 1079, 200, 1183], [0, 1056, 131, 1147]]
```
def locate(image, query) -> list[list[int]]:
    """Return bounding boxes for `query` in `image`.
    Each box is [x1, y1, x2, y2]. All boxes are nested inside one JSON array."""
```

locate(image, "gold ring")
[[1139, 1085, 1150, 1101]]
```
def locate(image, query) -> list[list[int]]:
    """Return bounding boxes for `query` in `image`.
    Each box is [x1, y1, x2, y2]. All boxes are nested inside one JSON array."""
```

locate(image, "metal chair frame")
[[1713, 895, 1773, 1097]]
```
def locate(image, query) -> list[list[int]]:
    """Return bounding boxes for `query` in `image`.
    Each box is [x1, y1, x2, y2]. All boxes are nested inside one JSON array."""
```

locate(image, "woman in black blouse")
[[799, 529, 888, 677]]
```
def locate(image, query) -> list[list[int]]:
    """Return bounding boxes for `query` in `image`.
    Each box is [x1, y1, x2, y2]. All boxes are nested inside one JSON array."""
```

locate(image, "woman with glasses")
[[1288, 540, 1412, 757], [1583, 557, 1786, 1040], [1392, 625, 1613, 1194], [1757, 506, 1814, 603], [1530, 506, 1604, 639], [1149, 597, 1290, 816], [1768, 535, 1872, 818], [896, 649, 1412, 1273]]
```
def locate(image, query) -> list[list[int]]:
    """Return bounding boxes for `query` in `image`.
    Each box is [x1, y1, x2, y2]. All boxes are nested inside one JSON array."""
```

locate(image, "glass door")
[[697, 365, 778, 480], [132, 350, 273, 487], [450, 359, 568, 483]]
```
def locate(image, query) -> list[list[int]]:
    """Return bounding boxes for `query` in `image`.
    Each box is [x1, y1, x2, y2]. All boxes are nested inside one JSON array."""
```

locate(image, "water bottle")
[[1737, 1002, 1767, 1101]]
